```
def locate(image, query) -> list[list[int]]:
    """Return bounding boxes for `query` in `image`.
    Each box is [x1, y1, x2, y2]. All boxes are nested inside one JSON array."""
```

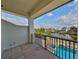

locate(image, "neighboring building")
[[1, 11, 29, 52], [61, 27, 70, 32]]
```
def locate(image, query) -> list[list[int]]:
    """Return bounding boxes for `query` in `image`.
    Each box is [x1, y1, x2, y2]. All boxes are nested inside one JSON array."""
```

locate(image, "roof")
[[2, 0, 72, 19], [1, 10, 28, 26]]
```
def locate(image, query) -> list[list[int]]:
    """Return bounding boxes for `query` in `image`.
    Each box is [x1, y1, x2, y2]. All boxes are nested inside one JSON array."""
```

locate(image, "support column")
[[28, 18, 35, 43]]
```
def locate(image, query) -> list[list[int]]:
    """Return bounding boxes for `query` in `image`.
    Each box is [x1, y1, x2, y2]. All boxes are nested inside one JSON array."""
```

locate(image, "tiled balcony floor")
[[2, 43, 59, 59]]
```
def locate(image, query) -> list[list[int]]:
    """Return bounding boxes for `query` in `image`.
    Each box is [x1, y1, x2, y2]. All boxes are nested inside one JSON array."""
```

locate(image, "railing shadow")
[[35, 33, 78, 59]]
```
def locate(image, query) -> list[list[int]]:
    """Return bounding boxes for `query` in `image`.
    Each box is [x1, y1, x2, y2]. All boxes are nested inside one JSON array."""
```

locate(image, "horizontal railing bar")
[[35, 34, 78, 43], [51, 32, 77, 35], [35, 33, 77, 59]]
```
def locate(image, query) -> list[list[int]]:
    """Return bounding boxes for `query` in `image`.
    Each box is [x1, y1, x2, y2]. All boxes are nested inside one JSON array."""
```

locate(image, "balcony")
[[2, 0, 76, 59], [35, 34, 78, 59], [2, 44, 59, 59], [2, 33, 78, 59]]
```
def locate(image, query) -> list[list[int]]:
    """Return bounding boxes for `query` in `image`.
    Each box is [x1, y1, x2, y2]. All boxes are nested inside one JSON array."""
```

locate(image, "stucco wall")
[[1, 20, 28, 51]]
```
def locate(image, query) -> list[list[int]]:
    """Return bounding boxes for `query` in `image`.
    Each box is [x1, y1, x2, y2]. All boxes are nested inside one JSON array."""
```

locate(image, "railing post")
[[44, 36, 46, 49], [62, 40, 63, 59], [69, 41, 70, 59], [35, 34, 78, 59], [73, 42, 75, 59], [65, 40, 67, 59]]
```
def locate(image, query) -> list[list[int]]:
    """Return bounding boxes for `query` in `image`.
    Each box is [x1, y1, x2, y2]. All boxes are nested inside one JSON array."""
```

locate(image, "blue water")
[[48, 44, 55, 48], [52, 33, 72, 40], [55, 45, 77, 59]]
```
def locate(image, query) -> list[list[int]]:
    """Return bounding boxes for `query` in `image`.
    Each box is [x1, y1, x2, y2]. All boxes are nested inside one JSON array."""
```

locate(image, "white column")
[[28, 18, 35, 43]]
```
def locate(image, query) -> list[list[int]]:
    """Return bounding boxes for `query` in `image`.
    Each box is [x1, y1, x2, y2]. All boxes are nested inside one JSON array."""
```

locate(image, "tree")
[[67, 26, 77, 40], [62, 27, 66, 31], [68, 26, 77, 35], [70, 26, 77, 33]]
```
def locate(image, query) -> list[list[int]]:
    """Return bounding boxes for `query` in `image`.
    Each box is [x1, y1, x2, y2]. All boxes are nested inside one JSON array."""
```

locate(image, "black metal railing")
[[35, 34, 78, 59]]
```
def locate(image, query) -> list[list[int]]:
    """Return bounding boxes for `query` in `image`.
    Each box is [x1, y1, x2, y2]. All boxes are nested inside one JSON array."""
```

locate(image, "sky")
[[2, 0, 78, 29], [34, 0, 78, 29], [2, 11, 28, 26]]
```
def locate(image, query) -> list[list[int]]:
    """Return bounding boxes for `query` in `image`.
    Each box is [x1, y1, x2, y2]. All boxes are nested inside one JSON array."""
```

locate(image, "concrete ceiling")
[[2, 0, 72, 19]]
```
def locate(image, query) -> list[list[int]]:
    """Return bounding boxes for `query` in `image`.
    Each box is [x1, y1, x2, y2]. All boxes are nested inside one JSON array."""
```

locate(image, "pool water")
[[48, 44, 55, 48], [55, 45, 77, 59]]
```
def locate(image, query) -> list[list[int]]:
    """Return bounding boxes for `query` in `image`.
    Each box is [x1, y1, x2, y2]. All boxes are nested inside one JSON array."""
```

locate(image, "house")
[[1, 12, 28, 52], [1, 0, 77, 59]]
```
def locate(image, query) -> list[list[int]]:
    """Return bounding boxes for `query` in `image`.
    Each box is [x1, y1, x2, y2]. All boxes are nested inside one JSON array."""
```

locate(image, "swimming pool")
[[48, 44, 55, 48], [55, 45, 77, 59]]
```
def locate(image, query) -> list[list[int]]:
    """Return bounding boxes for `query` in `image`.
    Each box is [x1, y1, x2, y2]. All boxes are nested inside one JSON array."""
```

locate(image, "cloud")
[[74, 0, 78, 4], [34, 0, 77, 29], [2, 11, 28, 26], [56, 2, 78, 28], [46, 12, 53, 16], [67, 0, 77, 7], [57, 11, 78, 27], [34, 22, 54, 29]]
